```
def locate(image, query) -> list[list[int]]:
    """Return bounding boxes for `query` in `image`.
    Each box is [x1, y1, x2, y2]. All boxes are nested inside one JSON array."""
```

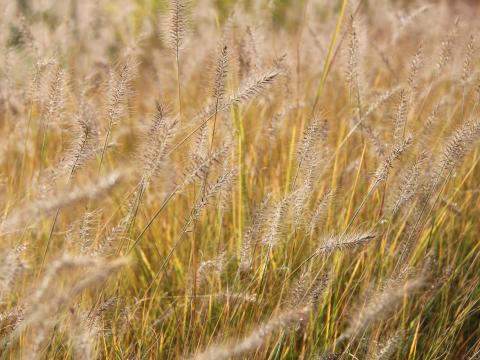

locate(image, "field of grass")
[[0, 0, 480, 359]]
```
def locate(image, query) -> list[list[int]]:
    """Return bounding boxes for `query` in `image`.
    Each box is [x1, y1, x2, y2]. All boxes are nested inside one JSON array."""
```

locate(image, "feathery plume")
[[434, 20, 458, 76], [212, 45, 229, 104], [166, 0, 189, 117], [238, 26, 260, 79], [439, 119, 480, 175], [393, 89, 409, 142], [363, 87, 401, 120], [419, 102, 442, 145], [43, 65, 65, 129], [316, 232, 376, 256], [183, 145, 229, 187], [371, 332, 402, 360], [390, 152, 427, 216], [296, 115, 328, 175], [371, 136, 412, 189], [30, 58, 56, 102], [209, 44, 229, 148], [343, 276, 424, 339], [68, 308, 99, 360], [15, 255, 128, 340], [461, 35, 475, 85], [239, 195, 271, 272], [0, 245, 27, 302], [228, 70, 281, 107], [288, 271, 330, 309], [354, 87, 401, 155], [192, 169, 235, 220], [167, 0, 189, 53], [190, 252, 226, 294], [107, 59, 134, 126], [346, 15, 362, 112], [141, 102, 179, 184], [407, 45, 423, 98], [93, 191, 139, 257], [58, 100, 100, 178], [66, 209, 102, 254], [263, 103, 299, 141], [99, 58, 135, 170], [308, 189, 334, 237], [0, 307, 24, 339], [189, 122, 210, 174], [261, 195, 290, 247], [2, 172, 123, 233], [393, 5, 428, 42], [191, 305, 311, 360]]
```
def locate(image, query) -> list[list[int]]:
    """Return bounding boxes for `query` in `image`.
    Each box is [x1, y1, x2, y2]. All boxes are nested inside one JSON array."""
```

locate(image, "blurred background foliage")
[[12, 0, 480, 37]]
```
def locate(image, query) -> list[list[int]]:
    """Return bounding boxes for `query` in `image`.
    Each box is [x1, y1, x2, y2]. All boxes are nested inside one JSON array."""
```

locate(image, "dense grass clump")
[[0, 0, 479, 359]]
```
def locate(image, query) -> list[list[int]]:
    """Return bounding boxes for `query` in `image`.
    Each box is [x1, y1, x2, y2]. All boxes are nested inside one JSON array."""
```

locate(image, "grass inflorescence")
[[0, 0, 479, 359]]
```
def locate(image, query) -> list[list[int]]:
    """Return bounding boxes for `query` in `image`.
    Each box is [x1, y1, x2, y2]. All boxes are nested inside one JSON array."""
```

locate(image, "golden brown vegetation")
[[0, 0, 479, 359]]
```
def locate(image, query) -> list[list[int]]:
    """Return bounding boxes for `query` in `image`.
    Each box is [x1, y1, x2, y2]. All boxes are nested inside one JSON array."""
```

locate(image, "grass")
[[0, 0, 480, 359]]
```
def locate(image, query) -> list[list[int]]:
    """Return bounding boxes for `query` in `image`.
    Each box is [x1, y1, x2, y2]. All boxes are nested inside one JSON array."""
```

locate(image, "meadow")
[[0, 0, 479, 359]]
